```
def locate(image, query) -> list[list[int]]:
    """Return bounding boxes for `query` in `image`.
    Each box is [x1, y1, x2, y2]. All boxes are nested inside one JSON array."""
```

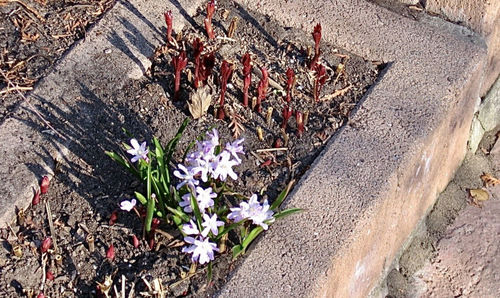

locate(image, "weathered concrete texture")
[[0, 0, 204, 225], [425, 0, 500, 96], [218, 0, 486, 297], [469, 75, 500, 152], [415, 197, 500, 297]]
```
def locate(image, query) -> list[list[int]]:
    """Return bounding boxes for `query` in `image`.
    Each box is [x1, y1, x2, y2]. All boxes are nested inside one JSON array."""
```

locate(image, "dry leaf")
[[188, 86, 212, 119], [480, 173, 500, 187], [228, 108, 246, 138], [469, 188, 490, 207]]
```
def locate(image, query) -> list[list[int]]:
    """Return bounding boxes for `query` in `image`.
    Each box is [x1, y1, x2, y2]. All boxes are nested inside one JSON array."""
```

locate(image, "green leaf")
[[232, 244, 243, 258], [105, 151, 140, 178], [241, 226, 264, 250], [166, 206, 190, 222], [134, 192, 147, 205], [215, 222, 241, 241], [270, 179, 295, 211], [207, 262, 213, 282], [144, 162, 155, 232], [274, 208, 302, 219], [190, 194, 203, 231]]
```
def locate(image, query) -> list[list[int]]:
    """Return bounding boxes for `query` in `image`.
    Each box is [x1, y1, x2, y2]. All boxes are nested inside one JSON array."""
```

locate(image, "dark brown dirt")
[[0, 0, 380, 297], [0, 0, 115, 124]]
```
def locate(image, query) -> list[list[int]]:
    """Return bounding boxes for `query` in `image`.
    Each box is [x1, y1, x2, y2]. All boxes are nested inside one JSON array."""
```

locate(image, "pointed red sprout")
[[109, 210, 118, 225], [192, 39, 204, 89], [217, 60, 233, 119], [199, 53, 215, 86], [242, 53, 252, 107], [40, 237, 52, 253], [46, 271, 54, 281], [132, 235, 140, 248], [32, 189, 41, 205], [148, 237, 155, 250], [40, 176, 49, 194], [256, 66, 268, 113], [37, 293, 45, 298], [164, 10, 173, 42], [296, 111, 304, 136], [309, 23, 322, 69], [172, 51, 188, 101], [285, 68, 295, 103], [281, 105, 293, 129], [106, 244, 115, 260], [151, 218, 160, 232], [204, 0, 216, 39], [313, 63, 328, 102], [274, 138, 283, 148]]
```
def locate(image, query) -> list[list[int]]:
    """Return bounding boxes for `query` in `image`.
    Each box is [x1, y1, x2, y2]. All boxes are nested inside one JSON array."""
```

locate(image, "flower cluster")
[[109, 125, 299, 268], [173, 129, 245, 264]]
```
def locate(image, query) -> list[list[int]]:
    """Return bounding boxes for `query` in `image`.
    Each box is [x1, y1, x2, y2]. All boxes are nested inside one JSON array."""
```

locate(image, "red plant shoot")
[[199, 53, 215, 86], [32, 189, 40, 205], [40, 237, 52, 253], [106, 244, 115, 260], [46, 271, 54, 281], [172, 51, 188, 101], [217, 60, 233, 119], [313, 63, 328, 102], [40, 176, 49, 194], [109, 210, 118, 225], [296, 110, 304, 137], [132, 235, 140, 248], [285, 68, 295, 103], [256, 66, 268, 113], [309, 23, 322, 69], [242, 53, 252, 107], [281, 105, 293, 129], [204, 0, 216, 39], [164, 10, 173, 42], [192, 38, 204, 89]]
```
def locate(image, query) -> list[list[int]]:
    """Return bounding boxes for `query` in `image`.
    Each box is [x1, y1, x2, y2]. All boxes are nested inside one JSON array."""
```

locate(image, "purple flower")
[[173, 164, 199, 190], [201, 213, 224, 237], [225, 138, 245, 163], [179, 193, 193, 213], [182, 236, 219, 264], [119, 199, 137, 212], [195, 186, 216, 211], [228, 194, 275, 230], [182, 219, 200, 235], [126, 139, 149, 163], [212, 151, 238, 181]]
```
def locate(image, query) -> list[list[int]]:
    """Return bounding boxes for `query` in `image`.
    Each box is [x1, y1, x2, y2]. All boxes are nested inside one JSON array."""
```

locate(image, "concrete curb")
[[217, 0, 487, 297], [0, 0, 491, 297]]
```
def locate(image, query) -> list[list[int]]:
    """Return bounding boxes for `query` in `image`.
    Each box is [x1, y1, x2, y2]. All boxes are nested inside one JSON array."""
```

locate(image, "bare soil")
[[0, 0, 380, 296], [0, 0, 115, 124]]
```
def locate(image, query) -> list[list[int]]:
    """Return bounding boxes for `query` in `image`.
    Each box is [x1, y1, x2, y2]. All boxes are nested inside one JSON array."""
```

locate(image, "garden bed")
[[0, 0, 380, 296], [0, 0, 115, 123]]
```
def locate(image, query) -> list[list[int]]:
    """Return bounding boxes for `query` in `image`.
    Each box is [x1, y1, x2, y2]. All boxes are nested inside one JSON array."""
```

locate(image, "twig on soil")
[[255, 147, 288, 153], [216, 36, 237, 42], [45, 201, 58, 251], [249, 151, 265, 163], [8, 0, 46, 22], [0, 86, 33, 94], [320, 84, 353, 101], [0, 68, 67, 140], [39, 253, 48, 291]]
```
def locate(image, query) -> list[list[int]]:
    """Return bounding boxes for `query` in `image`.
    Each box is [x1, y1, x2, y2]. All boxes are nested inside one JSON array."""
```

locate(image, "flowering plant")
[[106, 119, 301, 276]]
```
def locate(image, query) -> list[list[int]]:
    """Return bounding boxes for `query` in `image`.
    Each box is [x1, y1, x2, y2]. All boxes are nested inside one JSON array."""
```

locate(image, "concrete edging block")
[[0, 0, 488, 297], [217, 0, 486, 297]]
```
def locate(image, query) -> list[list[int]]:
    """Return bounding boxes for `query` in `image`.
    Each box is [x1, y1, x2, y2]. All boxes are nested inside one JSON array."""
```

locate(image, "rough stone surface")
[[218, 0, 486, 297], [469, 75, 500, 152], [414, 138, 500, 297], [0, 0, 204, 225], [425, 0, 500, 96]]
